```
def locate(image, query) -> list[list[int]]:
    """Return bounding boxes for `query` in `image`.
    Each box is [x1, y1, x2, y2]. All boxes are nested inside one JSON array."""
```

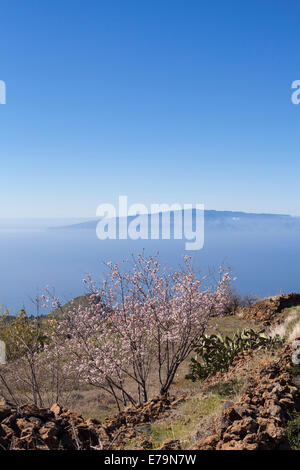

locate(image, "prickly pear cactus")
[[186, 329, 283, 381]]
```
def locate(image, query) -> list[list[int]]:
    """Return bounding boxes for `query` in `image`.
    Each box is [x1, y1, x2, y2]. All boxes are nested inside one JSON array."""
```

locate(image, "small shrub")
[[0, 309, 78, 407], [288, 364, 300, 376], [223, 289, 258, 316], [286, 414, 300, 450]]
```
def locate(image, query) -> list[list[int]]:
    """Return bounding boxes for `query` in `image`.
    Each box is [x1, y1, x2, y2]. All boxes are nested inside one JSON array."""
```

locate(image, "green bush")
[[0, 309, 51, 361], [186, 329, 283, 381], [286, 414, 300, 450]]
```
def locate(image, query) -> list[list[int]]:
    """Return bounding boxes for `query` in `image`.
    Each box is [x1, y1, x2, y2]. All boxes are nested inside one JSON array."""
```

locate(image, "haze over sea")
[[1, 211, 300, 313]]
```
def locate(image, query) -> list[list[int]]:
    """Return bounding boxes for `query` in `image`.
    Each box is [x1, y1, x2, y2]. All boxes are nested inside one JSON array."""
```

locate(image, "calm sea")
[[0, 228, 299, 313]]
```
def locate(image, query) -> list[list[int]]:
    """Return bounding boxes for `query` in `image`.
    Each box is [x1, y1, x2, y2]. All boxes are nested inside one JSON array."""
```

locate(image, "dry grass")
[[207, 315, 258, 337], [289, 323, 300, 342], [267, 308, 300, 340], [287, 307, 300, 342], [68, 388, 119, 422]]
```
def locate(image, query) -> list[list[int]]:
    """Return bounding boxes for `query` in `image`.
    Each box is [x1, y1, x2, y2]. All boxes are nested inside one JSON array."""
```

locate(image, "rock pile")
[[159, 439, 182, 450], [0, 401, 101, 450], [240, 293, 300, 326], [100, 395, 185, 449], [0, 395, 183, 450], [193, 348, 300, 450]]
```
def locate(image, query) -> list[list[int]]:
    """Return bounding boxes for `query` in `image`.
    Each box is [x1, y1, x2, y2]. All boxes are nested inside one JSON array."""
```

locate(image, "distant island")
[[49, 209, 300, 233]]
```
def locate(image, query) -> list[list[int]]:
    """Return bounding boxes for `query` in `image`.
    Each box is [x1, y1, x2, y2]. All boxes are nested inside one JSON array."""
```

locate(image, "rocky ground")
[[0, 395, 185, 450], [239, 292, 300, 326], [193, 346, 299, 450], [0, 400, 101, 450]]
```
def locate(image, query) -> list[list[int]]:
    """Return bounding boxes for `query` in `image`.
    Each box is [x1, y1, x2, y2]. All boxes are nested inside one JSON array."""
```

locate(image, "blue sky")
[[1, 0, 300, 217]]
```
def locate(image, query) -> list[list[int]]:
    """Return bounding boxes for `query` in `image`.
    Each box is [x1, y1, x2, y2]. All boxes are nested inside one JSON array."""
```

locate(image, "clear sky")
[[1, 0, 300, 217]]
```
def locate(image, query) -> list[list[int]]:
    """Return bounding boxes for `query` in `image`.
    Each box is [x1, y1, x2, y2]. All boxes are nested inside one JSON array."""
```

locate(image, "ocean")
[[0, 223, 299, 313]]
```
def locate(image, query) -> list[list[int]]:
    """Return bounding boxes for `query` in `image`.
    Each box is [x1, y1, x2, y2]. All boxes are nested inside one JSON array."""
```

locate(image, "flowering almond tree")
[[44, 254, 231, 409]]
